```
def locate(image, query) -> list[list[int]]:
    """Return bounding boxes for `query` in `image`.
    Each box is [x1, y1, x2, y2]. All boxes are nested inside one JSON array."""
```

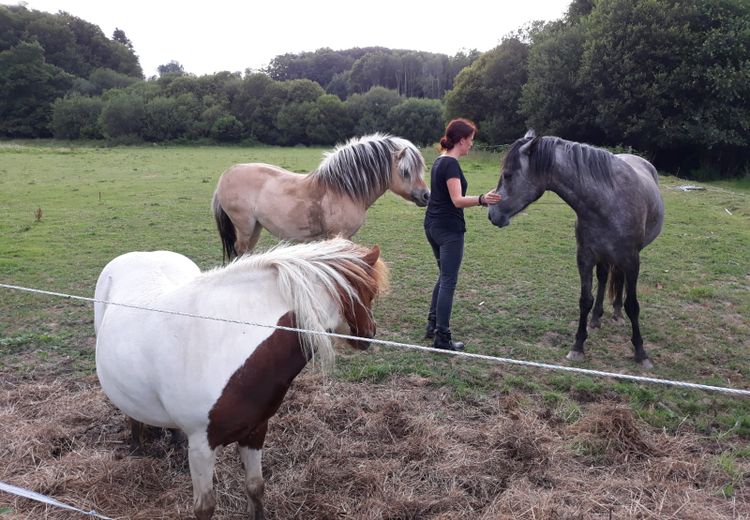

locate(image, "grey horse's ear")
[[519, 135, 541, 156], [524, 129, 536, 139]]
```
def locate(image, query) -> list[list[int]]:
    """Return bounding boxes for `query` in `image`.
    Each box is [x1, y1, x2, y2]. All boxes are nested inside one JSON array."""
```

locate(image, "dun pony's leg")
[[624, 259, 652, 368], [238, 421, 268, 520], [611, 268, 625, 321], [235, 220, 263, 257], [567, 252, 595, 362], [188, 435, 218, 520], [590, 263, 609, 329]]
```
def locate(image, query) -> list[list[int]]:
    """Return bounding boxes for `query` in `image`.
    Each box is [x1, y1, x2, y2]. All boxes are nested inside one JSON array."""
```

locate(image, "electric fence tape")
[[2, 282, 749, 397]]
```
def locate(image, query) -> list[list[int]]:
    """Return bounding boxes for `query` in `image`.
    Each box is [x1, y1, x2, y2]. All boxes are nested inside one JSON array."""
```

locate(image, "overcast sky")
[[14, 1, 571, 77]]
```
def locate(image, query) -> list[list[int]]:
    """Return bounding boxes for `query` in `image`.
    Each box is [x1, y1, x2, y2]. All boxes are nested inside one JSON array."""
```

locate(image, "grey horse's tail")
[[212, 191, 237, 264], [606, 264, 622, 303]]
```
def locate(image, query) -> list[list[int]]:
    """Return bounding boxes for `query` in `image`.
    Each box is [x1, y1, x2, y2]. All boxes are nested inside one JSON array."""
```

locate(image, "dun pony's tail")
[[212, 190, 237, 264]]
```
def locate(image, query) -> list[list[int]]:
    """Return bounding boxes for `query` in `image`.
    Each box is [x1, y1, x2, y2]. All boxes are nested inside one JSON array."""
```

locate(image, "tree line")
[[1, 1, 748, 178], [446, 0, 750, 178]]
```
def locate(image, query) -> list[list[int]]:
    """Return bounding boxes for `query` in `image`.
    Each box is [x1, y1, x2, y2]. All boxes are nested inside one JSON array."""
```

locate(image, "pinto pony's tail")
[[212, 190, 237, 264]]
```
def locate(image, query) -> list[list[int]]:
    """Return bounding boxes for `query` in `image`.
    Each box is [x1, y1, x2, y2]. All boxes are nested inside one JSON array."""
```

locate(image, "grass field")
[[1, 141, 749, 517]]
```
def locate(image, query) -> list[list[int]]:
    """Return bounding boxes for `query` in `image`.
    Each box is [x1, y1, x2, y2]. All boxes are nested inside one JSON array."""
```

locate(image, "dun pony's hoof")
[[638, 358, 654, 370], [590, 319, 601, 330], [611, 312, 623, 322], [566, 350, 586, 362]]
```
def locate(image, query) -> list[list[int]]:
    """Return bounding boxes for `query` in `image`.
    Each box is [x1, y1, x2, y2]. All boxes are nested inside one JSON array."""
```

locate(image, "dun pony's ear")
[[396, 148, 406, 161], [363, 245, 380, 267], [524, 129, 536, 139]]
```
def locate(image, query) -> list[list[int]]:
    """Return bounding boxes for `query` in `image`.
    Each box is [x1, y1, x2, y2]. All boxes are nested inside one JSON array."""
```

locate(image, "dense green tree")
[[98, 91, 145, 139], [89, 67, 140, 94], [521, 21, 600, 142], [346, 86, 402, 135], [266, 46, 478, 100], [277, 101, 315, 145], [578, 0, 750, 175], [112, 28, 133, 50], [387, 98, 444, 146], [211, 115, 243, 142], [50, 94, 103, 139], [158, 60, 185, 76], [306, 94, 354, 145], [286, 79, 325, 103], [0, 41, 73, 137], [445, 37, 530, 144]]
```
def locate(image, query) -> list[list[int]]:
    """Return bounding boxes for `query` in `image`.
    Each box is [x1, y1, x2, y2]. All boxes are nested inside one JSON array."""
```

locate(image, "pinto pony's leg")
[[239, 421, 268, 520], [188, 435, 218, 520], [567, 252, 595, 362], [590, 263, 609, 329], [129, 418, 146, 455]]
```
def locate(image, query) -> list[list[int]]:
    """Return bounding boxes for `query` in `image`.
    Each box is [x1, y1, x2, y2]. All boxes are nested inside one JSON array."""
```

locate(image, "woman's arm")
[[447, 178, 501, 208]]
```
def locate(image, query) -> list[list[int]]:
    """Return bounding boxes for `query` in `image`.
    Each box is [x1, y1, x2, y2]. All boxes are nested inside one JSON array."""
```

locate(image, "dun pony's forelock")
[[314, 134, 422, 202], [203, 239, 385, 371]]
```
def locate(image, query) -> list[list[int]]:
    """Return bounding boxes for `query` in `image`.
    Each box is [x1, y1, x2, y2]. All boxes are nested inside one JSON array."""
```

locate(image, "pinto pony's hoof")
[[637, 358, 654, 370], [566, 350, 586, 362]]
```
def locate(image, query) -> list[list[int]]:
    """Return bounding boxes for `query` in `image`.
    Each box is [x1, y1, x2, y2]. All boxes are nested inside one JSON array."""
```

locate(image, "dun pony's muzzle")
[[412, 189, 430, 207]]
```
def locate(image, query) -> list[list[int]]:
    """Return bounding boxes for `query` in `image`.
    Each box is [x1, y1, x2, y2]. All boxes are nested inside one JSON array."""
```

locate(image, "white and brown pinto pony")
[[93, 238, 388, 520], [212, 133, 429, 261]]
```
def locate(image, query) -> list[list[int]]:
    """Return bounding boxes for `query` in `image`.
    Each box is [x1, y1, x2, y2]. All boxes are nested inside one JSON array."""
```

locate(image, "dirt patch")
[[0, 373, 747, 519]]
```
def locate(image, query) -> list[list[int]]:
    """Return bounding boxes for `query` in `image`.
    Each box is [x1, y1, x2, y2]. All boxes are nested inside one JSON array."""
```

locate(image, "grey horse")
[[488, 130, 664, 368]]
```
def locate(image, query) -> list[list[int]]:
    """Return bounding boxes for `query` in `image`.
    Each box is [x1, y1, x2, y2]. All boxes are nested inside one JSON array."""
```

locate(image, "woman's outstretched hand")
[[483, 191, 502, 205]]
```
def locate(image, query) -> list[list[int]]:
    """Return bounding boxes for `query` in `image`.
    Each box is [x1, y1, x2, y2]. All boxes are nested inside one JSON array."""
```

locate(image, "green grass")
[[1, 140, 749, 440]]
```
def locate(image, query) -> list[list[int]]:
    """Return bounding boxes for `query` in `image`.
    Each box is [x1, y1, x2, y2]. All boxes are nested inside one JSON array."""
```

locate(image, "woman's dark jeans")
[[425, 225, 465, 333]]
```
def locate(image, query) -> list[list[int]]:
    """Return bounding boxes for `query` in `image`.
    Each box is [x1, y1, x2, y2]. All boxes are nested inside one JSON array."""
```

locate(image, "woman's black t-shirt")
[[424, 155, 467, 232]]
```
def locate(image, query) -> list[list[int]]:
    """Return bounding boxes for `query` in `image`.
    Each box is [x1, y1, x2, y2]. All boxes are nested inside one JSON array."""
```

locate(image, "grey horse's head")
[[488, 129, 548, 228]]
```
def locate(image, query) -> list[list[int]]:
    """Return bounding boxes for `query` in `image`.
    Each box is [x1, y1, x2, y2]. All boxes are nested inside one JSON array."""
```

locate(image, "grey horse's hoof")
[[638, 358, 654, 370], [566, 350, 586, 362]]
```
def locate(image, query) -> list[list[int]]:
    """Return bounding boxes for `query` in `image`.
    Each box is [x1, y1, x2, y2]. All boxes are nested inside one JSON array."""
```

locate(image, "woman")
[[424, 118, 501, 351]]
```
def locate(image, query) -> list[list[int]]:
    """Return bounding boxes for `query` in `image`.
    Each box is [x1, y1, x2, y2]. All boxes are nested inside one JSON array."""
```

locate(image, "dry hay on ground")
[[1, 372, 748, 519]]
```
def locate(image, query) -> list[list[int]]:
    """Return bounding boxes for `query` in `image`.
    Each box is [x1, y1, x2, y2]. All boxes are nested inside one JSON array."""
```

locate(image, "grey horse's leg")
[[590, 263, 609, 329], [623, 258, 652, 368], [567, 251, 595, 361], [611, 267, 625, 321]]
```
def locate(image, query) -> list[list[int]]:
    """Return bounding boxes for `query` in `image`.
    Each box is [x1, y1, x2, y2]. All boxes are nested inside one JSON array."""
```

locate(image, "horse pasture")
[[1, 142, 749, 518]]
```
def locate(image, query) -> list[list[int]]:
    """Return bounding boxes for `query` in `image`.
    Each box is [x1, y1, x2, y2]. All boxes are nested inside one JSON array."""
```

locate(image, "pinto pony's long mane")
[[205, 238, 388, 370], [312, 133, 425, 202], [505, 135, 618, 188]]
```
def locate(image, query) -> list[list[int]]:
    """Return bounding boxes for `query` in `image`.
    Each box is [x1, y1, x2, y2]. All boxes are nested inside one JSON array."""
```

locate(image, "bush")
[[211, 115, 243, 142], [387, 98, 444, 146], [98, 91, 145, 139], [50, 94, 104, 139]]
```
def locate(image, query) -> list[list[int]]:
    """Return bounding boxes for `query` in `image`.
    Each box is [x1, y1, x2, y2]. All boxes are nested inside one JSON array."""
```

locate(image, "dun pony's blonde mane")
[[312, 133, 425, 202], [205, 238, 387, 370]]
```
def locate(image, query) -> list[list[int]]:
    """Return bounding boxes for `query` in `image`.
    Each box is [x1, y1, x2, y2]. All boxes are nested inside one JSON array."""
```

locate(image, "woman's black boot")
[[424, 317, 436, 339], [432, 329, 465, 351]]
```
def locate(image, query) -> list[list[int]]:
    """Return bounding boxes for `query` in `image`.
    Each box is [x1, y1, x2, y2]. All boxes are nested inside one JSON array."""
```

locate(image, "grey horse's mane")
[[507, 135, 617, 187], [312, 133, 424, 202]]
